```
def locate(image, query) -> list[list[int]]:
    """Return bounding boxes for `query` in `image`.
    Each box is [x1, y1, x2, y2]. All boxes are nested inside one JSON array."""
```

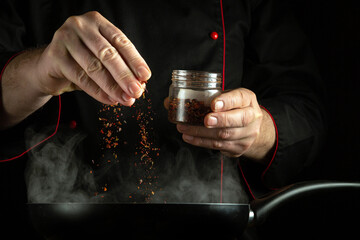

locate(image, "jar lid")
[[172, 70, 222, 82]]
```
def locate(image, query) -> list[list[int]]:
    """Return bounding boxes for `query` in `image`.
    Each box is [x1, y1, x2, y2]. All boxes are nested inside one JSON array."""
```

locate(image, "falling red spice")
[[96, 91, 160, 202], [133, 93, 160, 202]]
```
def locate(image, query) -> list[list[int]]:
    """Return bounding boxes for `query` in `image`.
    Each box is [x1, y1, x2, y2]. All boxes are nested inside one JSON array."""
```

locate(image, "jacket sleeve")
[[241, 0, 327, 189], [0, 0, 26, 54], [0, 0, 28, 160]]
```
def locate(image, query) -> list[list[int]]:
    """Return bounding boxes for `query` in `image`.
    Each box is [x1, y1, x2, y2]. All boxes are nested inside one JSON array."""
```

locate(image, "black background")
[[256, 1, 360, 239], [1, 0, 359, 238], [291, 0, 360, 181]]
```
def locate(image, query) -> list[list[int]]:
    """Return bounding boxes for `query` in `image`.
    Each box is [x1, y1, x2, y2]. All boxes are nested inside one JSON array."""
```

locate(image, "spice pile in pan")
[[96, 92, 160, 202]]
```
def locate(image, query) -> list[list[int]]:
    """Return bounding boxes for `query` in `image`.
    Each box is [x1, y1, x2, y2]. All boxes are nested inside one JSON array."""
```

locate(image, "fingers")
[[177, 124, 255, 141], [207, 88, 262, 128], [54, 49, 136, 106], [211, 88, 256, 112], [51, 11, 150, 105], [57, 54, 117, 105], [205, 107, 257, 128], [174, 88, 264, 157], [78, 12, 151, 91], [163, 97, 170, 110], [97, 14, 151, 82], [61, 29, 126, 103], [181, 131, 254, 158], [177, 123, 259, 157]]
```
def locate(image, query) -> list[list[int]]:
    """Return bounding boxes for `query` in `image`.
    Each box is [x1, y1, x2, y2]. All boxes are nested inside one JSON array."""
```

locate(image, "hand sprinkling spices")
[[0, 11, 151, 130]]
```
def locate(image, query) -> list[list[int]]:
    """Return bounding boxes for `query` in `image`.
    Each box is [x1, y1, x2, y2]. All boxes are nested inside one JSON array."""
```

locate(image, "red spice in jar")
[[168, 98, 212, 125], [167, 70, 222, 126]]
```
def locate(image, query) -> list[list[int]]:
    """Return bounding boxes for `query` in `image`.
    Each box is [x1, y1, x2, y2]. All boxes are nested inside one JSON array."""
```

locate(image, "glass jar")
[[168, 70, 222, 125]]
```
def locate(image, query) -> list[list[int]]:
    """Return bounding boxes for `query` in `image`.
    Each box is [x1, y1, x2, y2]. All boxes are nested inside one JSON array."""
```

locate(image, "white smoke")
[[25, 127, 248, 203], [153, 146, 249, 203], [25, 127, 98, 203]]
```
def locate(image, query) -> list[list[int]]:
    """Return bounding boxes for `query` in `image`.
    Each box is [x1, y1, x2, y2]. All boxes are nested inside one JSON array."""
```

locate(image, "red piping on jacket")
[[220, 0, 226, 90], [218, 0, 279, 196], [0, 52, 23, 82], [237, 106, 279, 199], [260, 105, 279, 190], [0, 52, 62, 163], [219, 0, 226, 203], [238, 160, 256, 200]]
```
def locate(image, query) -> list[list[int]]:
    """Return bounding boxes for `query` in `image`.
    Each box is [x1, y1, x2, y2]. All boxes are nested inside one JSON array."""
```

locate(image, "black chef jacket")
[[0, 0, 326, 204]]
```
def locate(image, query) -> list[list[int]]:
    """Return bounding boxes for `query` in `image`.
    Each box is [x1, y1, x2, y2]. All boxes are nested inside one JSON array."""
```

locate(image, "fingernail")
[[137, 66, 151, 81], [177, 124, 189, 132], [214, 100, 224, 110], [183, 134, 194, 142], [207, 116, 218, 126], [128, 82, 142, 95], [122, 93, 133, 102], [122, 94, 135, 106], [108, 96, 118, 105]]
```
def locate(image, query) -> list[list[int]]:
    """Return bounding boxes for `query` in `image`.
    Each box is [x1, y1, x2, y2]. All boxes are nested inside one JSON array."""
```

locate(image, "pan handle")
[[248, 180, 360, 226]]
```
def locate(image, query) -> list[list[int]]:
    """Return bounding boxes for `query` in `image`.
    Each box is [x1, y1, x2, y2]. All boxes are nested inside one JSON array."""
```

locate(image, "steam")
[[153, 147, 248, 203], [25, 127, 248, 203], [25, 127, 98, 203]]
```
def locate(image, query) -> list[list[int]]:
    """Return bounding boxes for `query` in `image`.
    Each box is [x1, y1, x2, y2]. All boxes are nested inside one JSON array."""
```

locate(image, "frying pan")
[[28, 181, 360, 240]]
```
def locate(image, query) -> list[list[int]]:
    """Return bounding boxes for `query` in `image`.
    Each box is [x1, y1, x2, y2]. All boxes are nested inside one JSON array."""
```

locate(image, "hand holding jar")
[[166, 87, 276, 163]]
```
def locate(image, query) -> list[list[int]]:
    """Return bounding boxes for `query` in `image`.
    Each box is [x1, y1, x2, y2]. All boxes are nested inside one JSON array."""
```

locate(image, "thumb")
[[163, 97, 170, 110]]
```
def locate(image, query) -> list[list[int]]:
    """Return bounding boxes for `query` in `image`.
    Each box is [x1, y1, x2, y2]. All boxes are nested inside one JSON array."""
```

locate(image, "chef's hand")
[[165, 88, 276, 162], [35, 11, 151, 106]]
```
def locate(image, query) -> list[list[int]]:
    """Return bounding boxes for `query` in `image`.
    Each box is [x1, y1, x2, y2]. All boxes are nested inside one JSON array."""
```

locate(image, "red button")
[[69, 120, 77, 129], [210, 32, 219, 40]]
